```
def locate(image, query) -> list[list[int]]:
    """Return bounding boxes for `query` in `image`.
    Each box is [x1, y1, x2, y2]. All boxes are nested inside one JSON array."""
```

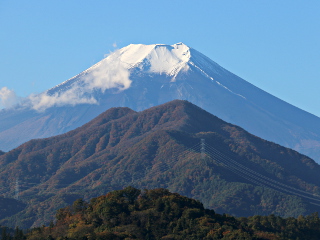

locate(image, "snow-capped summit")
[[1, 42, 320, 164], [119, 42, 191, 77], [46, 43, 193, 97], [49, 43, 193, 94], [47, 42, 243, 103]]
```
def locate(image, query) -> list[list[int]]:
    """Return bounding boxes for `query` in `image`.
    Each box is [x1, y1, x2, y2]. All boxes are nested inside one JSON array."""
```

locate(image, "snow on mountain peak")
[[27, 42, 228, 111], [117, 42, 191, 77]]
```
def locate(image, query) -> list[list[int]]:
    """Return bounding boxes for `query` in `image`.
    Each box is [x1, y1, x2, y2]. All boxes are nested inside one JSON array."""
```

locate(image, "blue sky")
[[1, 0, 320, 116]]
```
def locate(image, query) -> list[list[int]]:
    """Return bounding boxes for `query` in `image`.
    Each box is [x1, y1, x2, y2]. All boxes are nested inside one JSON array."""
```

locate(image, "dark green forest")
[[3, 187, 320, 240]]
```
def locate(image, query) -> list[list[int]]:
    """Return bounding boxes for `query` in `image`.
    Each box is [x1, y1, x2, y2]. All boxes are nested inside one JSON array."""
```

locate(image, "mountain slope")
[[24, 187, 320, 240], [1, 100, 320, 228], [0, 43, 320, 163]]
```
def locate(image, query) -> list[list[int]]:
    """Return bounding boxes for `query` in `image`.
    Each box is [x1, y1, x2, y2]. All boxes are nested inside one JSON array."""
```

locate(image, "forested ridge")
[[1, 100, 320, 228], [3, 187, 320, 240]]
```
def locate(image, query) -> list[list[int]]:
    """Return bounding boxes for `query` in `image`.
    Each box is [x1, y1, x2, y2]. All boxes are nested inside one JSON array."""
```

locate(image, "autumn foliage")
[[20, 187, 320, 240]]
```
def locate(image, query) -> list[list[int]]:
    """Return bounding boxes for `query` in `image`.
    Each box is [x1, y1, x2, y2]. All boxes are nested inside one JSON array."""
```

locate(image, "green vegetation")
[[1, 100, 320, 228], [3, 187, 320, 240]]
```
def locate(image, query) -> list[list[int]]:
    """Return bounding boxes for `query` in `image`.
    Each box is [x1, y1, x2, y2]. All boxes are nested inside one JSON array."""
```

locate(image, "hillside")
[[1, 100, 320, 228], [1, 43, 320, 164], [0, 196, 26, 220], [20, 187, 320, 240]]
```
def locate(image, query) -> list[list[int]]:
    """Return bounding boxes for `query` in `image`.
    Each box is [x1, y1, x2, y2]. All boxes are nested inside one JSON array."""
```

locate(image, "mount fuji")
[[1, 42, 320, 162]]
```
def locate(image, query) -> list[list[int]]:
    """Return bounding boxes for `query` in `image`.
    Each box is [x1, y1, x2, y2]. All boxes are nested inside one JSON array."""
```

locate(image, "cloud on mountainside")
[[28, 89, 98, 112], [27, 49, 132, 112], [84, 49, 131, 92], [0, 87, 20, 109]]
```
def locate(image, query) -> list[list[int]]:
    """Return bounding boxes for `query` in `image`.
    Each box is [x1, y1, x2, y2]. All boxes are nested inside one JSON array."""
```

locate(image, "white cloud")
[[84, 49, 132, 92], [28, 89, 98, 112], [27, 49, 132, 112], [0, 87, 20, 109]]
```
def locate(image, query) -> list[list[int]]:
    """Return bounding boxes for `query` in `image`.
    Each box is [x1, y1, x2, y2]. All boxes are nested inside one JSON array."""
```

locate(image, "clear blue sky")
[[1, 0, 320, 116]]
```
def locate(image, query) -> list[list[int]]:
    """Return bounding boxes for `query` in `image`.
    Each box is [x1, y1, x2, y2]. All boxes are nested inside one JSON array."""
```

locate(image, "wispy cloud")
[[84, 49, 131, 92], [27, 49, 132, 112], [0, 87, 20, 109], [28, 89, 98, 112]]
